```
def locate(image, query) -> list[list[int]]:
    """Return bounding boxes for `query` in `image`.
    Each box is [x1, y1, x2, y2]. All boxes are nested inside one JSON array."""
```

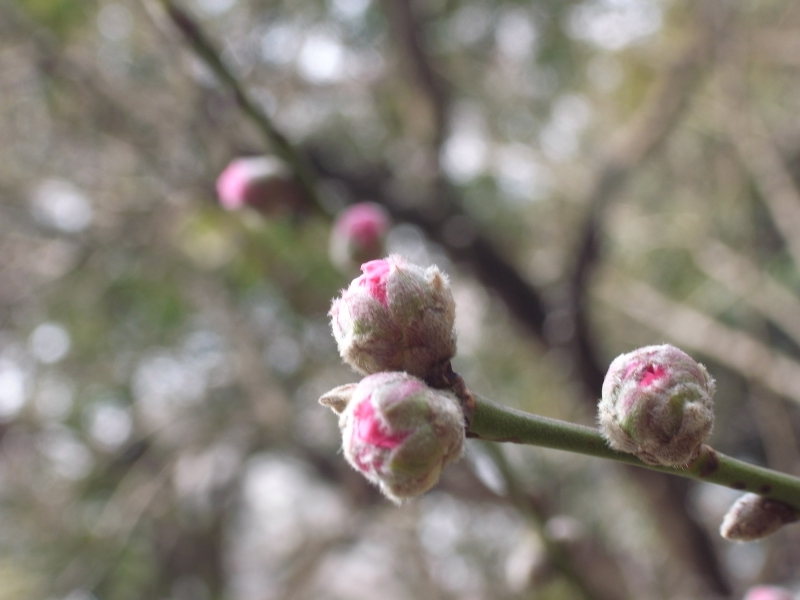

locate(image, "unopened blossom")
[[742, 585, 794, 600], [598, 344, 715, 467], [320, 372, 465, 503], [329, 202, 390, 273], [329, 255, 456, 378], [215, 156, 303, 214], [721, 493, 800, 542]]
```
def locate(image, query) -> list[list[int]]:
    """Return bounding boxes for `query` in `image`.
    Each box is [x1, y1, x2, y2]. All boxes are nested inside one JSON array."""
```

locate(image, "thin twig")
[[148, 0, 322, 210]]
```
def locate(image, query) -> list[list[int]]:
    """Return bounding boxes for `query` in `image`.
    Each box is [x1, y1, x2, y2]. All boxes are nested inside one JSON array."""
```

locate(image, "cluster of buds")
[[321, 255, 464, 502], [598, 345, 800, 541], [329, 202, 390, 273], [216, 156, 304, 215], [320, 372, 465, 503], [598, 344, 715, 467]]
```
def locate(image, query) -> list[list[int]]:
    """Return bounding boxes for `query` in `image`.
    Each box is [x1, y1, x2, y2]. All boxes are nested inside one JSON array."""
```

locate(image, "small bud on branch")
[[720, 493, 800, 542], [216, 156, 303, 214], [320, 372, 465, 503], [598, 344, 715, 467], [321, 257, 800, 536], [329, 203, 390, 273], [329, 255, 456, 378]]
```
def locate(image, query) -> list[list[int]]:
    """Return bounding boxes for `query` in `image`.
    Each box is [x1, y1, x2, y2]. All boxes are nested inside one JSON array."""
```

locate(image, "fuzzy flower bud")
[[329, 202, 390, 273], [329, 255, 456, 378], [598, 344, 715, 467], [319, 372, 465, 503], [742, 586, 794, 600], [216, 156, 303, 214], [720, 493, 800, 542]]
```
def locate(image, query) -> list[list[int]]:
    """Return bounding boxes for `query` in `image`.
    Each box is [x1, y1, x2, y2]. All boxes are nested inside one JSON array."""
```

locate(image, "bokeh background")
[[2, 0, 800, 598]]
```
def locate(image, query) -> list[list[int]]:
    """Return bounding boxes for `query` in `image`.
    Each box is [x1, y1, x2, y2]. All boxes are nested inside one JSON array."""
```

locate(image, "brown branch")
[[380, 0, 451, 148]]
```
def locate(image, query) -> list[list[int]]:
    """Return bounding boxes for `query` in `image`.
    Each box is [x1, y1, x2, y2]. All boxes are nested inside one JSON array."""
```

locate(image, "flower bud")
[[329, 202, 390, 273], [329, 255, 456, 378], [321, 372, 465, 503], [720, 493, 799, 542], [598, 344, 715, 467], [216, 156, 304, 214], [742, 585, 794, 600]]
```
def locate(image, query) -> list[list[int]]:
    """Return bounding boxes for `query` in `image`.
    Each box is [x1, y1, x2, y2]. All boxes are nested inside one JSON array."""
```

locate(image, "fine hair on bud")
[[332, 371, 465, 503], [329, 255, 457, 379], [720, 493, 800, 542], [598, 344, 715, 467]]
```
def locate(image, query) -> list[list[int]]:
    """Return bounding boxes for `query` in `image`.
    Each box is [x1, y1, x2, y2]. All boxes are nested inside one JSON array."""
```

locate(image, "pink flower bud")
[[598, 344, 715, 467], [742, 586, 794, 600], [323, 372, 465, 503], [215, 156, 303, 214], [329, 255, 456, 378], [720, 493, 799, 542], [329, 203, 390, 273]]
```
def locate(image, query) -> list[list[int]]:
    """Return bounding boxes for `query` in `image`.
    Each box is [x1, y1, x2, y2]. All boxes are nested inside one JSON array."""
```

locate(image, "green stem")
[[467, 395, 800, 511], [157, 0, 322, 210]]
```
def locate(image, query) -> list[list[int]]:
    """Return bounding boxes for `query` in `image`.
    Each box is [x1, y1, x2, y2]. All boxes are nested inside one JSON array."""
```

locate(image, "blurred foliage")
[[15, 0, 95, 37]]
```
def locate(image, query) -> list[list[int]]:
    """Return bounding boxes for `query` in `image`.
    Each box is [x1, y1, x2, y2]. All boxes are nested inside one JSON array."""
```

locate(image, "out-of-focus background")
[[2, 0, 800, 598]]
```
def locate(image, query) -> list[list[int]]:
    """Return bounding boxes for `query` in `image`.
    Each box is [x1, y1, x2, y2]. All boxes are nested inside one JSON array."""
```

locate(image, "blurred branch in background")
[[380, 0, 451, 149], [568, 1, 725, 394], [722, 72, 800, 269], [691, 240, 800, 348]]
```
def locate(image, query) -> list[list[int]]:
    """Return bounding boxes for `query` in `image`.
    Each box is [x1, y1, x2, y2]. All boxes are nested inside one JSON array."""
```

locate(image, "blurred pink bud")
[[329, 255, 456, 378], [598, 344, 715, 467], [742, 585, 794, 600], [215, 156, 303, 214], [329, 202, 390, 273], [323, 371, 465, 503], [721, 493, 799, 542]]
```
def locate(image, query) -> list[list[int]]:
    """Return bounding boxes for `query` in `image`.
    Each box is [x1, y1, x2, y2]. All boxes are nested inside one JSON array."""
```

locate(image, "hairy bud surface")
[[720, 493, 799, 542], [598, 344, 715, 467], [321, 372, 465, 503], [329, 255, 456, 378]]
